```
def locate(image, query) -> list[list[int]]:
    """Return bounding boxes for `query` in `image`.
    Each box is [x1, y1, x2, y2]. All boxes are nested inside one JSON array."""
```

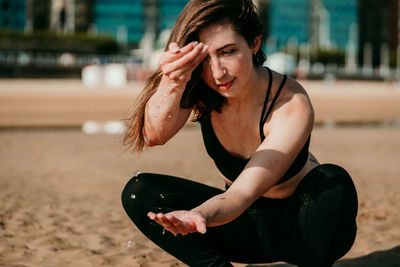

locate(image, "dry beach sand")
[[0, 79, 399, 266]]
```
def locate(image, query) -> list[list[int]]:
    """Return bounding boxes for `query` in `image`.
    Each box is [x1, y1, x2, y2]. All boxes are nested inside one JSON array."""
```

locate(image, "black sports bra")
[[200, 67, 310, 185]]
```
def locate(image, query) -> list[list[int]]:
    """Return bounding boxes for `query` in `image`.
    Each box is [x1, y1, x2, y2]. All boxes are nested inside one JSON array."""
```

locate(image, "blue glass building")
[[268, 0, 358, 51], [93, 0, 143, 43], [158, 0, 188, 30], [322, 0, 358, 50], [0, 0, 26, 30], [269, 0, 310, 50]]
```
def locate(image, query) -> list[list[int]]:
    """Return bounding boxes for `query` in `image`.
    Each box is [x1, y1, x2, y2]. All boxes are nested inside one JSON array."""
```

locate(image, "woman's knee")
[[324, 165, 358, 218], [307, 164, 358, 217], [298, 164, 358, 263], [122, 172, 145, 201], [121, 173, 160, 220]]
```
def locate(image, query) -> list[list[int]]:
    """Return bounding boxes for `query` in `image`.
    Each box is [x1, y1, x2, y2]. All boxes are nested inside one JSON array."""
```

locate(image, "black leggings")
[[121, 164, 358, 267]]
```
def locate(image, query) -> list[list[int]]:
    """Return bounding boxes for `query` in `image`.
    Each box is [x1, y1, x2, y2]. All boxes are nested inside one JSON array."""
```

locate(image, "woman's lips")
[[217, 78, 235, 90]]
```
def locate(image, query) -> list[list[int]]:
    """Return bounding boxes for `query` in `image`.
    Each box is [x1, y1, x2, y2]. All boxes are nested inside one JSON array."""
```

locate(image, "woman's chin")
[[217, 89, 239, 99]]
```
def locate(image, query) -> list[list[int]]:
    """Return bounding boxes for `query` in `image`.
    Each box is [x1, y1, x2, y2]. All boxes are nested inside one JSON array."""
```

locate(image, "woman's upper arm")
[[227, 84, 314, 203]]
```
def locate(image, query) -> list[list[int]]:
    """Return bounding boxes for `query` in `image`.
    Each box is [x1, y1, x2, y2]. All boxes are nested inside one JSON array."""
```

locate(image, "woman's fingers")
[[165, 213, 198, 234], [147, 211, 156, 220], [160, 41, 198, 65], [169, 43, 207, 70], [167, 212, 206, 234], [163, 43, 208, 81], [157, 213, 181, 235], [168, 44, 208, 81], [148, 212, 181, 236], [168, 42, 180, 54], [148, 211, 205, 235], [193, 217, 207, 234]]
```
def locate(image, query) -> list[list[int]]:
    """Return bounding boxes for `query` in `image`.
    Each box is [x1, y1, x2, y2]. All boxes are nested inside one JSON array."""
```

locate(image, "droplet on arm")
[[169, 82, 178, 92]]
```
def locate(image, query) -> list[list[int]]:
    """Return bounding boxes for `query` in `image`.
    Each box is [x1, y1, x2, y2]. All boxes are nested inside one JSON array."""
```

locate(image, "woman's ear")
[[252, 35, 262, 54]]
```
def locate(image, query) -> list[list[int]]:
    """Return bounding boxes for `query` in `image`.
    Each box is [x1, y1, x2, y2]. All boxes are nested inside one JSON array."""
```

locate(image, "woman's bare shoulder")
[[268, 70, 311, 108], [269, 69, 307, 95], [268, 71, 314, 129]]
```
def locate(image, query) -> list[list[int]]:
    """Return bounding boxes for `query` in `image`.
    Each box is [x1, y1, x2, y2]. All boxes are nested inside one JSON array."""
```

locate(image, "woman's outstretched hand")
[[159, 41, 208, 83], [147, 210, 207, 236]]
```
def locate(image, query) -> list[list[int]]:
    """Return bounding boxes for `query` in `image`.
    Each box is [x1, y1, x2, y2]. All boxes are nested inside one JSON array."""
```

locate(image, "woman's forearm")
[[144, 75, 190, 145], [191, 166, 279, 227], [191, 190, 252, 227], [144, 41, 207, 146]]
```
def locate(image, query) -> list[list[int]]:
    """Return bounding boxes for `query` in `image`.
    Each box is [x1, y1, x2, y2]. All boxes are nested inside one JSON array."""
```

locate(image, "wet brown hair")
[[123, 0, 265, 152]]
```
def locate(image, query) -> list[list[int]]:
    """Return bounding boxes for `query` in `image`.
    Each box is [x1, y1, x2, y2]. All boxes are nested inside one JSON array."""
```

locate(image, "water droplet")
[[130, 194, 136, 199], [160, 194, 165, 199], [162, 228, 166, 235], [126, 240, 132, 248], [167, 114, 172, 119], [133, 171, 141, 177], [169, 82, 177, 91]]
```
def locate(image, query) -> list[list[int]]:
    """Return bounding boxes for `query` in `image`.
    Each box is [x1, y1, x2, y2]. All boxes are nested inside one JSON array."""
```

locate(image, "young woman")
[[121, 0, 358, 266]]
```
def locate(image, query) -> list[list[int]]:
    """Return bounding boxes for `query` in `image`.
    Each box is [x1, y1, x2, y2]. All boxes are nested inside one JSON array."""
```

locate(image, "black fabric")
[[259, 67, 273, 141], [200, 69, 310, 184], [259, 67, 285, 141], [122, 164, 358, 267]]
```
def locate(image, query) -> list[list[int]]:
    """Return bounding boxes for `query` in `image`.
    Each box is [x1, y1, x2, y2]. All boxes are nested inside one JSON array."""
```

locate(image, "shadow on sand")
[[245, 245, 400, 267]]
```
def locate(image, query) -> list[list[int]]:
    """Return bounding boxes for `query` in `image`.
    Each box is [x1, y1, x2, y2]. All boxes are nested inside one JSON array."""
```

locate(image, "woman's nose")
[[211, 59, 226, 80]]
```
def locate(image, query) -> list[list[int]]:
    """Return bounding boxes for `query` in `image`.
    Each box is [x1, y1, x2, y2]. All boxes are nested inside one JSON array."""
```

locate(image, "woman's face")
[[199, 23, 259, 98]]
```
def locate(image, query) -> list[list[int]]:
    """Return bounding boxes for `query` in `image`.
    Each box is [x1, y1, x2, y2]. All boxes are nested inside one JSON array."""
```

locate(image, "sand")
[[1, 79, 400, 127], [0, 79, 400, 267]]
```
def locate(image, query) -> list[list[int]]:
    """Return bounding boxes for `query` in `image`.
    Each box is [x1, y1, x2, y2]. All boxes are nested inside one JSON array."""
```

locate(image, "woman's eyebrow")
[[216, 43, 235, 52]]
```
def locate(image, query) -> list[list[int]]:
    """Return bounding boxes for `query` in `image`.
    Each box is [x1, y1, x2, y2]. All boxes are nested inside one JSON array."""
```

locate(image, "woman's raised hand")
[[159, 41, 208, 84], [147, 210, 207, 236]]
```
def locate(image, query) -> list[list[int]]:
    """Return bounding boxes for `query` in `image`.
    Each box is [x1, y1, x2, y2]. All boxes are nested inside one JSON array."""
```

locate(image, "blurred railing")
[[0, 50, 140, 68], [0, 50, 145, 79], [1, 47, 399, 81]]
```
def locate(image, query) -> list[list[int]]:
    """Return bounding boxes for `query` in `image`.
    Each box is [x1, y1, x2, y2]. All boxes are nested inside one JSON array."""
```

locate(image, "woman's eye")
[[222, 49, 234, 56]]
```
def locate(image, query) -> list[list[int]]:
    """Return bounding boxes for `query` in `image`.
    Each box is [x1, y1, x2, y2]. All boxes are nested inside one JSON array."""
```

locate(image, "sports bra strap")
[[259, 71, 288, 141], [259, 68, 272, 139]]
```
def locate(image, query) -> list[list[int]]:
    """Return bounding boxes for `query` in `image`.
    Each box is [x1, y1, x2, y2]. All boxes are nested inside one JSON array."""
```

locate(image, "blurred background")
[[0, 0, 399, 81], [1, 2, 400, 266], [1, 0, 400, 129]]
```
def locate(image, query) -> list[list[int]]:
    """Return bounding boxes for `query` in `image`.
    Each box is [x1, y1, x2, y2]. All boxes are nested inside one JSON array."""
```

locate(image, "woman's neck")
[[224, 66, 269, 112]]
